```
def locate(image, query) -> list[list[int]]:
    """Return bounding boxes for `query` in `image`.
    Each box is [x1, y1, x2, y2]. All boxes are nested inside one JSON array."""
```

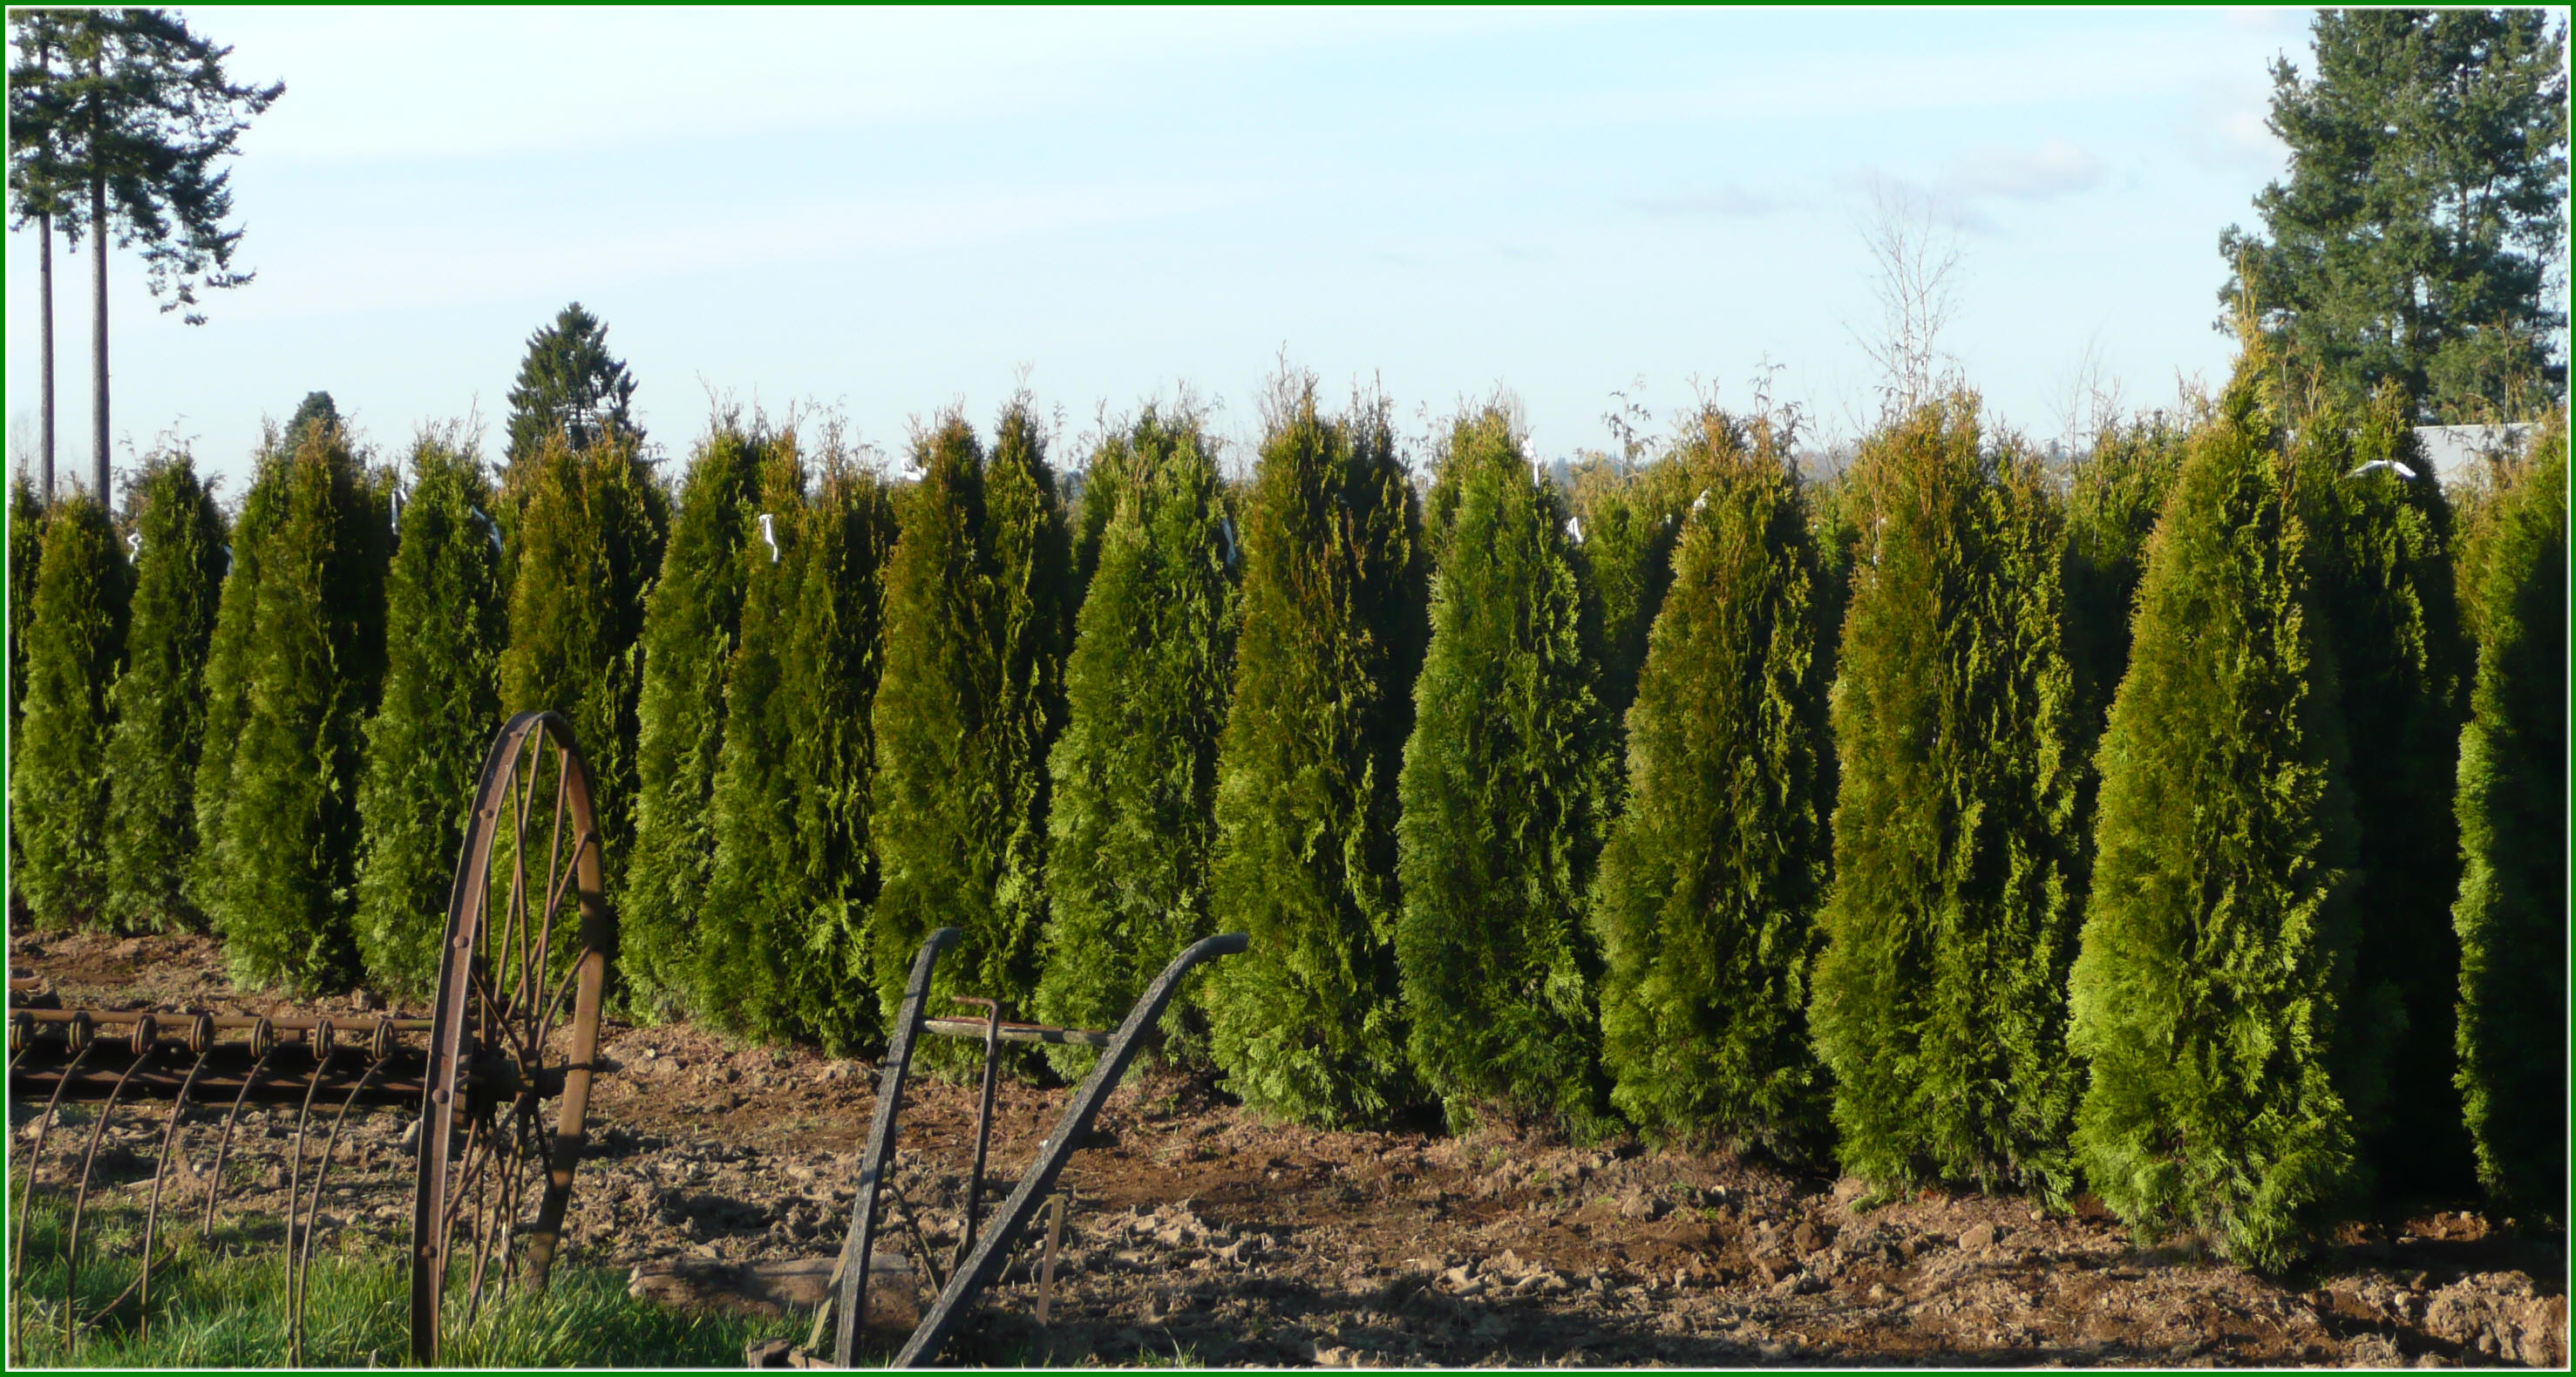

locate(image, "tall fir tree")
[[2070, 350, 2376, 1272], [498, 430, 668, 926], [2450, 410, 2566, 1219], [1591, 410, 1833, 1154], [1203, 383, 1429, 1128], [187, 446, 288, 926], [622, 422, 766, 1015], [14, 490, 129, 926], [773, 459, 901, 1051], [1396, 410, 1610, 1136], [208, 425, 392, 990], [1037, 408, 1237, 1072], [101, 453, 225, 930], [701, 438, 811, 1041], [2295, 385, 2474, 1190], [352, 435, 506, 996], [1808, 399, 2085, 1200], [505, 302, 642, 471]]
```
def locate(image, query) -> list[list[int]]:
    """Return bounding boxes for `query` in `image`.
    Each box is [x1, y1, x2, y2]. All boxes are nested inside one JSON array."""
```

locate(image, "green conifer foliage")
[[352, 437, 506, 996], [10, 474, 43, 736], [702, 438, 810, 1040], [868, 419, 999, 1039], [1592, 410, 1832, 1153], [2070, 360, 2372, 1273], [498, 431, 668, 919], [187, 451, 288, 926], [982, 402, 1075, 1011], [869, 404, 1073, 1067], [11, 474, 50, 915], [211, 427, 392, 990], [15, 492, 130, 926], [2450, 412, 2566, 1218], [1809, 400, 2084, 1200], [1037, 408, 1237, 1072], [1203, 384, 1429, 1128], [1568, 455, 1692, 728], [2297, 387, 2474, 1190], [1396, 410, 1609, 1136], [623, 424, 765, 1015], [2063, 417, 2188, 744], [1068, 429, 1129, 600], [102, 454, 226, 931], [773, 460, 900, 1051]]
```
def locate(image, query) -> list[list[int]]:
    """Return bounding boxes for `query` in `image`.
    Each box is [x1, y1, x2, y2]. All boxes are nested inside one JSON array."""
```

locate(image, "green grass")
[[7, 1194, 803, 1367]]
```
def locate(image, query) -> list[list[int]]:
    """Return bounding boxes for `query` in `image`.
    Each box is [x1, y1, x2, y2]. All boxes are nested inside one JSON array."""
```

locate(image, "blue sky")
[[6, 6, 2319, 498]]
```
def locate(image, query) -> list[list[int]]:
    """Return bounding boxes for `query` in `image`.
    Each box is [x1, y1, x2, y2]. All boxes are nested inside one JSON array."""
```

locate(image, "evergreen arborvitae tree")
[[2070, 354, 2375, 1272], [1396, 410, 1609, 1136], [2063, 416, 2188, 745], [2297, 386, 2473, 1190], [352, 436, 506, 996], [1568, 454, 1690, 729], [499, 431, 668, 918], [188, 448, 289, 926], [984, 402, 1075, 1016], [10, 474, 48, 917], [101, 453, 226, 930], [10, 473, 43, 735], [2450, 411, 2566, 1219], [1203, 383, 1429, 1128], [1068, 428, 1130, 600], [702, 438, 810, 1041], [1037, 407, 1237, 1072], [15, 492, 130, 926], [210, 425, 392, 990], [870, 418, 993, 1028], [774, 459, 901, 1051], [1592, 410, 1832, 1154], [868, 403, 1073, 1067], [1809, 399, 2084, 1200], [623, 423, 765, 1015]]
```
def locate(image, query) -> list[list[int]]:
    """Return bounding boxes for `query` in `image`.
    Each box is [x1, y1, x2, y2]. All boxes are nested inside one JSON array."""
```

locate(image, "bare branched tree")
[[1850, 180, 1966, 420]]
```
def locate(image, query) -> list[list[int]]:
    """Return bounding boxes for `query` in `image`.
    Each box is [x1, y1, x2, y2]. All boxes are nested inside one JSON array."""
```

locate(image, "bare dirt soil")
[[10, 928, 2567, 1368]]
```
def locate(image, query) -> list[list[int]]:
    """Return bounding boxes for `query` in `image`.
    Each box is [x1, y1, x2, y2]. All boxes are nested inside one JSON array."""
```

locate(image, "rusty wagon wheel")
[[408, 711, 613, 1364]]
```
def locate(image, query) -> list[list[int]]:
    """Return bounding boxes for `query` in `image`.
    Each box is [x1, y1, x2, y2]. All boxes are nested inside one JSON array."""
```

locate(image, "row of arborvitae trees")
[[7, 356, 2564, 1265]]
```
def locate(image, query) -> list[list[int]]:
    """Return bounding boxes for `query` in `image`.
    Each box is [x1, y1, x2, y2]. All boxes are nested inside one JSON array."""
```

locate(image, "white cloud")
[[1940, 139, 2104, 202]]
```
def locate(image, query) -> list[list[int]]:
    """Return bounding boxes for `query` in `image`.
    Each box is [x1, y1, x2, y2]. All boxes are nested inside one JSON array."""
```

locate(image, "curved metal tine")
[[65, 1041, 156, 1351], [127, 1041, 214, 1341], [291, 1055, 391, 1366], [885, 1177, 951, 1295], [893, 933, 1250, 1370], [834, 926, 963, 1367], [12, 1036, 101, 1360], [283, 1043, 335, 1367], [202, 1041, 278, 1231]]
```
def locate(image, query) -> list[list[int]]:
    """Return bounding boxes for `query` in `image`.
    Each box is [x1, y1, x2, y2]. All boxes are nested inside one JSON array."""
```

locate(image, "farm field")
[[10, 926, 2566, 1369]]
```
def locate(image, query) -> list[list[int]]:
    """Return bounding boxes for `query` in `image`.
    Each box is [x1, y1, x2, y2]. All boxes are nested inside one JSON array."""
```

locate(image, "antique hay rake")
[[8, 710, 612, 1366]]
